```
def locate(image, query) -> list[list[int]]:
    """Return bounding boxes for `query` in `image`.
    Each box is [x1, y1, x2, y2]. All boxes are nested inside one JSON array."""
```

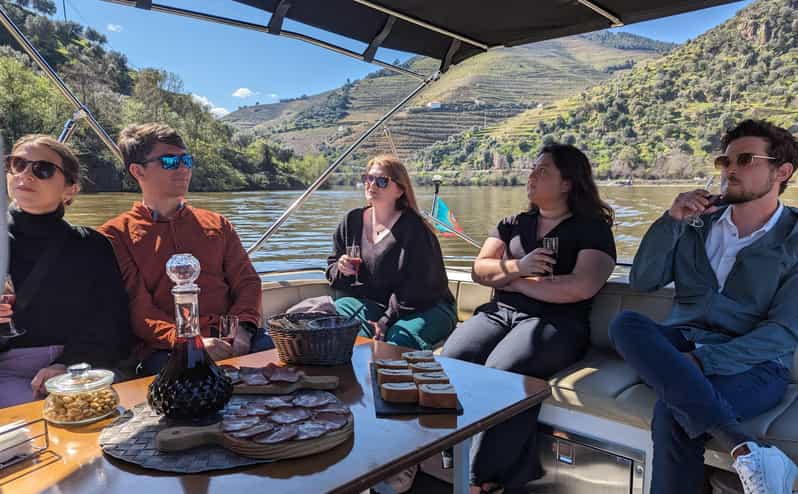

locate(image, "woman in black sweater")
[[0, 135, 131, 408], [326, 154, 456, 350]]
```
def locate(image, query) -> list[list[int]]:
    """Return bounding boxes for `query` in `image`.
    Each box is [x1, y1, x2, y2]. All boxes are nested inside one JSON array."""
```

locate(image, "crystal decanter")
[[146, 254, 232, 420]]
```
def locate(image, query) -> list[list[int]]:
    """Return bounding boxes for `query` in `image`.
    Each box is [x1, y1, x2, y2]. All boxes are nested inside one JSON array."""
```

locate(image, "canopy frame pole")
[[423, 212, 482, 249], [0, 6, 123, 161], [576, 0, 624, 27], [58, 107, 88, 143], [246, 71, 440, 254], [351, 0, 489, 51], [100, 0, 426, 81]]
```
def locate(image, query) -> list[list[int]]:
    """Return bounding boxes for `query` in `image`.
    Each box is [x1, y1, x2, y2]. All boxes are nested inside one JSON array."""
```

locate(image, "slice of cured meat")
[[219, 365, 241, 384], [221, 417, 260, 432], [269, 407, 311, 424], [252, 424, 298, 444], [229, 421, 275, 438], [314, 404, 350, 415], [270, 366, 303, 383], [259, 396, 293, 409], [244, 403, 271, 416], [295, 421, 328, 440], [240, 372, 269, 386], [291, 390, 337, 408], [313, 412, 348, 431]]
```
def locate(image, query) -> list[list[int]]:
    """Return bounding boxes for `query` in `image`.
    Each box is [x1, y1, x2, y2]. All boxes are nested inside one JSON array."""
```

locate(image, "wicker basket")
[[266, 312, 360, 366]]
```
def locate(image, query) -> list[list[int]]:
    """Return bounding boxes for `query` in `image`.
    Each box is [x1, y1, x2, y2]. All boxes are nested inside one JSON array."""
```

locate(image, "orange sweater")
[[98, 202, 262, 356]]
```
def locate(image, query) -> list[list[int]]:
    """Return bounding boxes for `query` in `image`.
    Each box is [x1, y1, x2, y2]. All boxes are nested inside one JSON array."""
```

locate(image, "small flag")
[[432, 196, 464, 237]]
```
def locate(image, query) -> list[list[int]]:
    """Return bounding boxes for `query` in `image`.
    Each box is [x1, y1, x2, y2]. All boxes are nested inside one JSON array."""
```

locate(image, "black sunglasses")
[[5, 155, 69, 182], [361, 174, 391, 188], [144, 153, 194, 170], [714, 153, 779, 169]]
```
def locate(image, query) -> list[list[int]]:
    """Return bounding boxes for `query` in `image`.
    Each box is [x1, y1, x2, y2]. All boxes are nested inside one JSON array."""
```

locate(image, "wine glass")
[[219, 314, 239, 345], [0, 274, 25, 339], [346, 245, 364, 287], [542, 237, 559, 281], [686, 176, 716, 228]]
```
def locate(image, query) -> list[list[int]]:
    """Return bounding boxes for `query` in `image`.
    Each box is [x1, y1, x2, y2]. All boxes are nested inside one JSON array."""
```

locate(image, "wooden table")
[[0, 338, 549, 494]]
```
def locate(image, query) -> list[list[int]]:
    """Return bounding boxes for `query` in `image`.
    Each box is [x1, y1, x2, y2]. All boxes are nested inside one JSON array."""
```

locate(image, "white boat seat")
[[259, 277, 798, 471]]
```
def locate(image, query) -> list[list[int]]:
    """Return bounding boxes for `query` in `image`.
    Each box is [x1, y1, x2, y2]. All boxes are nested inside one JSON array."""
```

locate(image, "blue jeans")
[[137, 329, 275, 376], [609, 311, 790, 494]]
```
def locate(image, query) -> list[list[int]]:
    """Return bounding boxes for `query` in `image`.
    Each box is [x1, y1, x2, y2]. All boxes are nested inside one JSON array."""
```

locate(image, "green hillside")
[[0, 0, 319, 192], [223, 33, 671, 164], [417, 0, 798, 182]]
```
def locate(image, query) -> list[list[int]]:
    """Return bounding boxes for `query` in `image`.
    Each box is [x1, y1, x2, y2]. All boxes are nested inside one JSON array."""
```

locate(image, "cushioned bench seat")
[[260, 276, 798, 471]]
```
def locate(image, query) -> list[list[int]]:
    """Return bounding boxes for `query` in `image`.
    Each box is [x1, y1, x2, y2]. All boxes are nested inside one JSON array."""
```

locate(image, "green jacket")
[[630, 206, 798, 376]]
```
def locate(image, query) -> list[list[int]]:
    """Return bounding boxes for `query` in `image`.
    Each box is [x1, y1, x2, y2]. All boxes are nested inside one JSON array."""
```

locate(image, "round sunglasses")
[[144, 153, 194, 170], [361, 174, 391, 188], [5, 155, 70, 182]]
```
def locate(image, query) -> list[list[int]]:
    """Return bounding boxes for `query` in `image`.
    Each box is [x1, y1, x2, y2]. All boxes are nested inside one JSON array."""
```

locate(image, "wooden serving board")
[[233, 375, 339, 395], [155, 416, 354, 460]]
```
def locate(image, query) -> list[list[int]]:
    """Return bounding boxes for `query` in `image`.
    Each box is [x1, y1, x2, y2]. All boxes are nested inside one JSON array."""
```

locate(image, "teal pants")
[[334, 296, 457, 350]]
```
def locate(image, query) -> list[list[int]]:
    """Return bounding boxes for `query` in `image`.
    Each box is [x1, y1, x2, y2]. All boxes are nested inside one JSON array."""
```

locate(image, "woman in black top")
[[327, 154, 456, 350], [442, 143, 616, 494], [0, 135, 131, 408]]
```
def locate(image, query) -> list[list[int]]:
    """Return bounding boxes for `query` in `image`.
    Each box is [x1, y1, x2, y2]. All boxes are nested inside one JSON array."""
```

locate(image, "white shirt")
[[704, 202, 784, 291]]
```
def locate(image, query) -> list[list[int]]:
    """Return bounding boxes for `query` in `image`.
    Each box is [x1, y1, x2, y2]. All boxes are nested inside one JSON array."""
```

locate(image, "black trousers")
[[441, 302, 588, 489]]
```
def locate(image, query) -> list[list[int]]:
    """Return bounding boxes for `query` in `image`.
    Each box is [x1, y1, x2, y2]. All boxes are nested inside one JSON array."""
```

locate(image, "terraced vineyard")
[[223, 33, 670, 161]]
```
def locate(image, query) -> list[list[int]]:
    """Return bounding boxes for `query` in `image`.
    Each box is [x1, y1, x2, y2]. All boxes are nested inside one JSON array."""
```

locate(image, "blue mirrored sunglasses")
[[147, 153, 194, 170]]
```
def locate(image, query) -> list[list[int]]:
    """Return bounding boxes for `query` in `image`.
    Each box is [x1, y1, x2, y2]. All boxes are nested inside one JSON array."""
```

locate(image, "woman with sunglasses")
[[441, 143, 616, 494], [326, 154, 456, 350], [0, 135, 131, 408]]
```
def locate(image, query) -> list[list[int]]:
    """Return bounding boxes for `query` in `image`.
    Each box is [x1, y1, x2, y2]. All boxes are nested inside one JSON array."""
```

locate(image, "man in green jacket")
[[610, 119, 798, 494]]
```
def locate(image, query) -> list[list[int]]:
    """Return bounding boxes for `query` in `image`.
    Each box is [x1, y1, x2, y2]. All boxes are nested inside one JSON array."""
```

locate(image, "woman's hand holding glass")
[[517, 247, 556, 277], [337, 254, 358, 276]]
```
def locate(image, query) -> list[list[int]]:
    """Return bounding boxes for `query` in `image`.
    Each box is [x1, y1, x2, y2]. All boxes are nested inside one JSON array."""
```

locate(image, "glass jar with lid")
[[43, 363, 119, 425]]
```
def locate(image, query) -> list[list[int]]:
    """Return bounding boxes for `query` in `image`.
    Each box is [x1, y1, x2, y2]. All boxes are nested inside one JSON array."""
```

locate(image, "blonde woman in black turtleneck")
[[0, 135, 131, 408]]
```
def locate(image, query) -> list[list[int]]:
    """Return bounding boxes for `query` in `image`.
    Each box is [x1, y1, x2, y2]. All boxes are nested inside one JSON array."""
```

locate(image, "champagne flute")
[[346, 244, 364, 287], [542, 237, 559, 281], [0, 274, 24, 338], [686, 176, 715, 228]]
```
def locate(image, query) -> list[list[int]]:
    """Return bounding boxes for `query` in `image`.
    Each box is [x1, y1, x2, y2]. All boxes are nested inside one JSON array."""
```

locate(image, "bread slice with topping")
[[413, 371, 449, 385], [418, 383, 458, 409], [409, 361, 443, 373], [375, 359, 409, 370], [401, 350, 435, 363], [380, 382, 419, 403], [377, 368, 414, 385]]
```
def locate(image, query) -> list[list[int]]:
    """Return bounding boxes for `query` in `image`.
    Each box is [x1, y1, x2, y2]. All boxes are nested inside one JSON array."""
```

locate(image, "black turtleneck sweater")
[[6, 206, 131, 368]]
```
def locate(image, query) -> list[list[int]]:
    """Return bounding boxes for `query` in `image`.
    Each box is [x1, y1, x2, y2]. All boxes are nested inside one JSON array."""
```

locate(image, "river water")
[[64, 185, 798, 273]]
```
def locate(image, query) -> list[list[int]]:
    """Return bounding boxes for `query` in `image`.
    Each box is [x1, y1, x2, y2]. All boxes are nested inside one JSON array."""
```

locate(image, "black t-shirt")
[[487, 211, 616, 328]]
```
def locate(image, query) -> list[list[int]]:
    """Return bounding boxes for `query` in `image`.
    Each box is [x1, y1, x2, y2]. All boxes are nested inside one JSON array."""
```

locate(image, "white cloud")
[[210, 107, 230, 118], [232, 87, 259, 98], [107, 24, 123, 33], [191, 94, 229, 119]]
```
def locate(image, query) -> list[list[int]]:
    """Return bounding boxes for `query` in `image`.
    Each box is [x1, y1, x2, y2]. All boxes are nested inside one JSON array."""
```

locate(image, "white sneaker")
[[732, 441, 797, 494]]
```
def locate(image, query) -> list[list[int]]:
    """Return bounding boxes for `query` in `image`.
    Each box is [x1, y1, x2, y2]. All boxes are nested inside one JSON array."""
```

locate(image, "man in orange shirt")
[[99, 123, 271, 375]]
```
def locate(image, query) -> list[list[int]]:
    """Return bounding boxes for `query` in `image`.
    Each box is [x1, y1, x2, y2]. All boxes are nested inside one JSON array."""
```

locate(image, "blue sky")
[[60, 0, 751, 117]]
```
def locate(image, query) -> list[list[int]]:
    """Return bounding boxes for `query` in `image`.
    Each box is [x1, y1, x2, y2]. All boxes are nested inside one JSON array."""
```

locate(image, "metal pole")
[[352, 0, 489, 51], [423, 212, 482, 249], [247, 71, 440, 254], [99, 0, 426, 81], [0, 6, 123, 162], [58, 118, 79, 143]]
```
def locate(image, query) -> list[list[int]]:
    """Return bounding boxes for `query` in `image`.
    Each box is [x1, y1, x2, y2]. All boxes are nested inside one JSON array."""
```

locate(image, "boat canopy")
[[228, 0, 739, 68]]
